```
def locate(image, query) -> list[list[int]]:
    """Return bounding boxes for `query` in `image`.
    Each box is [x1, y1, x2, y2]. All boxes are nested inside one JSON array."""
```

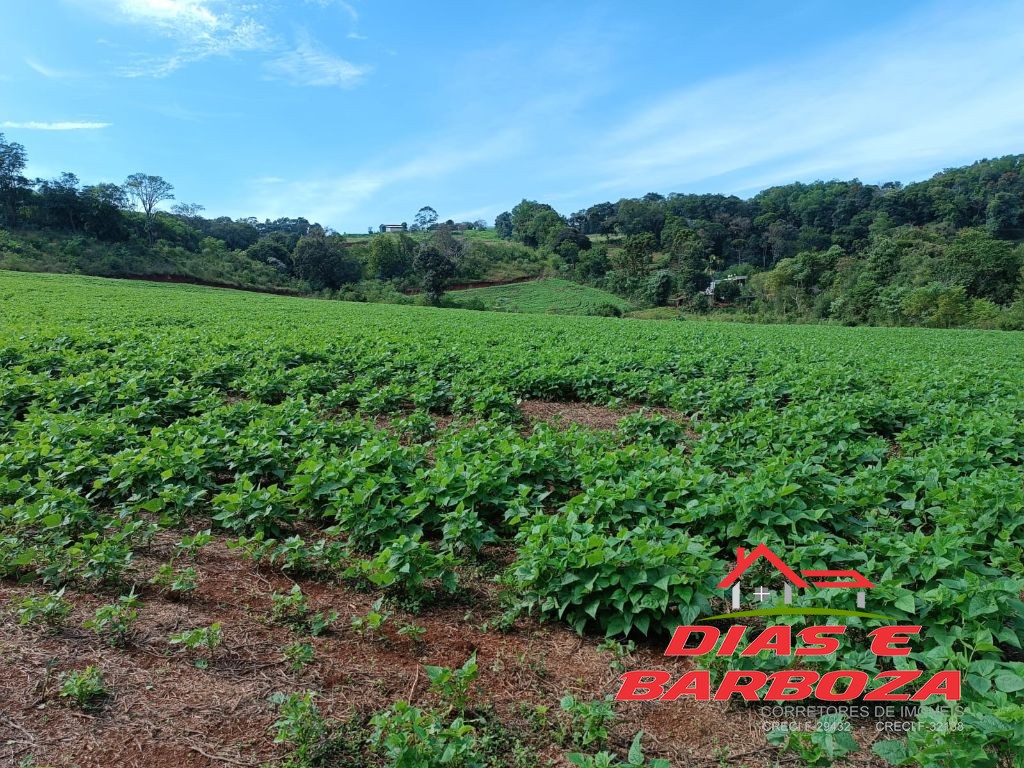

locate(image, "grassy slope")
[[0, 228, 301, 293], [449, 277, 633, 314]]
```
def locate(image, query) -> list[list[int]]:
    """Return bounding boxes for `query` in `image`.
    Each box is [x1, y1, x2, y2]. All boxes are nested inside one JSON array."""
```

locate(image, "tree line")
[[0, 132, 546, 304], [3, 127, 1024, 327], [493, 155, 1024, 328]]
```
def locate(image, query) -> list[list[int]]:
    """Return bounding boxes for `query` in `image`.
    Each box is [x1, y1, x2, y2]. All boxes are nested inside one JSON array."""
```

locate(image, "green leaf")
[[893, 592, 916, 614], [627, 730, 645, 765], [967, 593, 996, 618], [872, 739, 908, 765], [994, 671, 1024, 692], [966, 673, 991, 695]]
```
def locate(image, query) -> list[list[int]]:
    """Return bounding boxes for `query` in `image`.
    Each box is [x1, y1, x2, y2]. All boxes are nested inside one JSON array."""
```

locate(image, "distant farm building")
[[703, 274, 748, 296], [381, 224, 407, 233], [671, 274, 750, 307]]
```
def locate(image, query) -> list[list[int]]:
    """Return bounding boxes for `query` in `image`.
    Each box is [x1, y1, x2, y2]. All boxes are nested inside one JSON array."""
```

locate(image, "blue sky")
[[2, 1, 1024, 233]]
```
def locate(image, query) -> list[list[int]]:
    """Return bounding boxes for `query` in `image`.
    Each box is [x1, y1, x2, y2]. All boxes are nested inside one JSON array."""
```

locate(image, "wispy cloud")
[[265, 31, 370, 88], [1, 121, 112, 130], [79, 0, 372, 84], [242, 129, 523, 226], [86, 0, 272, 77], [581, 2, 1024, 198], [115, 0, 219, 30], [304, 0, 358, 22], [25, 58, 83, 79]]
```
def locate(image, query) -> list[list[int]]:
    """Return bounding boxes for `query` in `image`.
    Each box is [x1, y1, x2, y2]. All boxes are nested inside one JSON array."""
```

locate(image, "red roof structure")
[[717, 545, 875, 591], [718, 544, 808, 589]]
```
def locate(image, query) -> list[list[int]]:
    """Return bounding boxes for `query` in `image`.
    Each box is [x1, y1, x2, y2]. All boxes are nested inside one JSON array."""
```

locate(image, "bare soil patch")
[[520, 400, 693, 434], [0, 531, 874, 768]]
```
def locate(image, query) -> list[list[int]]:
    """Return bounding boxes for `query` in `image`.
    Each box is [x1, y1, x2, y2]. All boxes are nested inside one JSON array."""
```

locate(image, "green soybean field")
[[1, 270, 1022, 768]]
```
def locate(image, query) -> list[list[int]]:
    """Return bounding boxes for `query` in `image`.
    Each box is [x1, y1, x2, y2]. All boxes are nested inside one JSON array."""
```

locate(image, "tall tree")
[[986, 192, 1022, 239], [616, 233, 656, 276], [414, 206, 438, 230], [510, 199, 564, 248], [494, 211, 513, 239], [368, 233, 413, 279], [293, 228, 361, 290], [123, 173, 174, 242], [35, 172, 83, 231], [81, 183, 130, 241], [942, 228, 1022, 304], [172, 202, 205, 222], [0, 132, 29, 227], [431, 222, 463, 264], [413, 243, 455, 305], [583, 202, 616, 235]]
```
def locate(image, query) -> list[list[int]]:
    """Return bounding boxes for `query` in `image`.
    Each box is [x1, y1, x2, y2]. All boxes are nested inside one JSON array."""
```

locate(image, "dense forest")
[[496, 155, 1024, 328], [2, 130, 1023, 328]]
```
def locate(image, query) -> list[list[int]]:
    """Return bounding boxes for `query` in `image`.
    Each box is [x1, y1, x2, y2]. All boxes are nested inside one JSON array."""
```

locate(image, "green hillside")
[[449, 277, 632, 315]]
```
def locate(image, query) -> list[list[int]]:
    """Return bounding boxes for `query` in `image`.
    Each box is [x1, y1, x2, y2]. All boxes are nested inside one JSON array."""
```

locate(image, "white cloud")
[[241, 129, 522, 227], [82, 0, 272, 76], [265, 31, 369, 88], [304, 0, 358, 22], [82, 1, 371, 83], [25, 58, 82, 79], [1, 121, 112, 130], [583, 2, 1024, 197], [115, 0, 220, 30]]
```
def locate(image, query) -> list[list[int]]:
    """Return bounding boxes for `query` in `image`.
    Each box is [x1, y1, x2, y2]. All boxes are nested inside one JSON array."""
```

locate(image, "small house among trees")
[[703, 274, 747, 296]]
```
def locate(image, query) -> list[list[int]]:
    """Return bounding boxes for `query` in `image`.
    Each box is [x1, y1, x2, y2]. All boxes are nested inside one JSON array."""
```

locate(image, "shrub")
[[424, 653, 479, 714], [559, 695, 615, 749], [59, 666, 106, 710], [968, 298, 1003, 329], [509, 513, 720, 636], [270, 691, 332, 768], [587, 303, 622, 317], [16, 589, 72, 631], [270, 585, 338, 636], [83, 592, 140, 646], [370, 701, 481, 768]]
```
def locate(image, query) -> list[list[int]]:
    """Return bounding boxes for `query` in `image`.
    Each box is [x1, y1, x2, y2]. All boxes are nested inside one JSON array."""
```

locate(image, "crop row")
[[1, 272, 1023, 764]]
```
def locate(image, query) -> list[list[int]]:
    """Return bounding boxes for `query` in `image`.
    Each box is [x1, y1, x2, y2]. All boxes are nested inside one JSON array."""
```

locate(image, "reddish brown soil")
[[0, 533, 888, 768], [520, 400, 695, 436], [1, 404, 888, 767]]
